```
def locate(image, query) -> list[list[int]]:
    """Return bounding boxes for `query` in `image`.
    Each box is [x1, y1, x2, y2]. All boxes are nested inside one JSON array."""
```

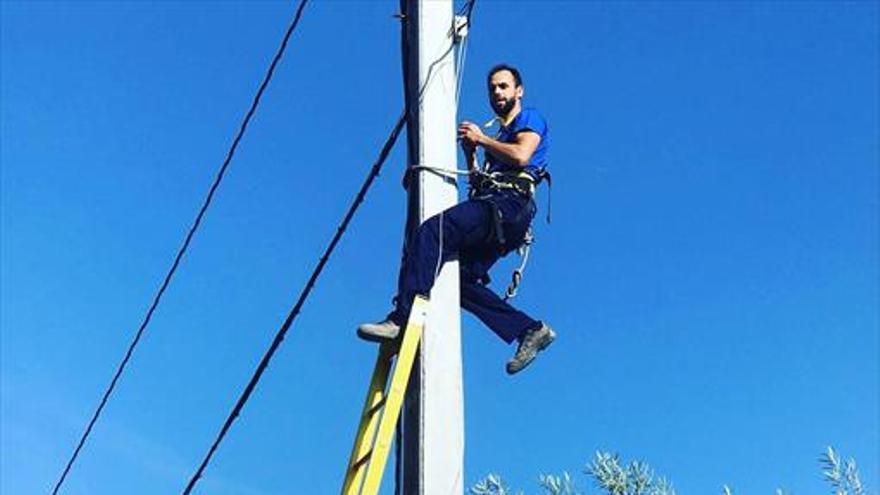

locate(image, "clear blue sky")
[[2, 1, 877, 494]]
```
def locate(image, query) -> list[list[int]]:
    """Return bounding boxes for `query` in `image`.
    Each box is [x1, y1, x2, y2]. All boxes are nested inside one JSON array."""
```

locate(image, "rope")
[[410, 164, 471, 180], [49, 2, 310, 493], [431, 0, 475, 284], [453, 15, 468, 109]]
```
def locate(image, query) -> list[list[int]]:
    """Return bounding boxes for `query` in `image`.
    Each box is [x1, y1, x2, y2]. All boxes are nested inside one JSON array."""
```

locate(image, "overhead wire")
[[48, 1, 311, 494], [181, 109, 407, 494], [183, 2, 478, 493]]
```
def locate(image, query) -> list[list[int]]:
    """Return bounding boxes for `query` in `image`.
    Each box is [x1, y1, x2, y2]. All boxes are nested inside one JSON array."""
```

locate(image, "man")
[[358, 64, 555, 375]]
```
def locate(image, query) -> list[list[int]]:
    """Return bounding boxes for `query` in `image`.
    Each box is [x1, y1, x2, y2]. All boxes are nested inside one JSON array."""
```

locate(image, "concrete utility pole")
[[400, 0, 464, 493]]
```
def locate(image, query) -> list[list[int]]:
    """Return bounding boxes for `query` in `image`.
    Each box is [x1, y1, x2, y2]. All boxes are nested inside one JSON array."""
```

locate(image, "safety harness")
[[469, 165, 552, 300], [407, 163, 552, 301]]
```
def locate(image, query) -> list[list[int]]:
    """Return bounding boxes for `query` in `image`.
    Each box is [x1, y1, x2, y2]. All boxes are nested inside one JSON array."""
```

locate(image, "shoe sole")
[[357, 328, 399, 343]]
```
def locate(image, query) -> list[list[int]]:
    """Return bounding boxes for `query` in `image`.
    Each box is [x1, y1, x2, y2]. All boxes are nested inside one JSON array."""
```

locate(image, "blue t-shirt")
[[485, 107, 550, 179]]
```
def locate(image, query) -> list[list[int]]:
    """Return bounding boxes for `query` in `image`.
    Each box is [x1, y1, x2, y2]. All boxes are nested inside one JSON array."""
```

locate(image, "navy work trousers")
[[390, 189, 541, 344]]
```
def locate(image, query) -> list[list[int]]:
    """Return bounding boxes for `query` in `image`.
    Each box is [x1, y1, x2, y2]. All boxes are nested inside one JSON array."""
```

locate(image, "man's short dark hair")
[[487, 64, 523, 87]]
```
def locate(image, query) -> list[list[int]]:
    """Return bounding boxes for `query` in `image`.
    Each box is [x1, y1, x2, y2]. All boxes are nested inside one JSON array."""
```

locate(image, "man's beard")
[[493, 98, 516, 119]]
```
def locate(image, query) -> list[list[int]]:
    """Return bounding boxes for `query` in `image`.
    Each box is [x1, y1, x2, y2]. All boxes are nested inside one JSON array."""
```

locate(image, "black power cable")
[[184, 1, 477, 492], [49, 2, 310, 494], [181, 113, 407, 494]]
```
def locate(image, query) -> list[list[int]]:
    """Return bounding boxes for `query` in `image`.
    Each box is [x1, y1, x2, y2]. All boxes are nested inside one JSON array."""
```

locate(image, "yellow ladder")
[[341, 295, 428, 495]]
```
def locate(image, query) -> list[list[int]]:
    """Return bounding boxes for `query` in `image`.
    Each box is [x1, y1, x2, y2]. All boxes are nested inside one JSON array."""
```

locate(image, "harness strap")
[[488, 200, 506, 248], [470, 170, 535, 197], [540, 167, 552, 224]]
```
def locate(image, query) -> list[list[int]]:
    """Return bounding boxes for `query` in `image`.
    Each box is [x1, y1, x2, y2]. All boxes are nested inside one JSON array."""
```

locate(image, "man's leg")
[[459, 258, 541, 344], [456, 194, 556, 373], [459, 259, 555, 374], [359, 199, 494, 340], [393, 199, 495, 323]]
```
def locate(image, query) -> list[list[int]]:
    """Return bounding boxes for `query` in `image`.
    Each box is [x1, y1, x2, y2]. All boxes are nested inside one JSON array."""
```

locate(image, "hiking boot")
[[357, 319, 401, 342], [506, 323, 556, 375]]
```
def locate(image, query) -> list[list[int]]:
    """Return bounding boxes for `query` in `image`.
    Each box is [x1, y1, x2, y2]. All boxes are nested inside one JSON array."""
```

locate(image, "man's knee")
[[415, 214, 442, 242], [460, 258, 492, 286]]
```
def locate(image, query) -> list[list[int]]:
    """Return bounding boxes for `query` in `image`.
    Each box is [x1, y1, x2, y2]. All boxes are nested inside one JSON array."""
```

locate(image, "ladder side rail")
[[359, 296, 429, 495], [342, 343, 397, 495]]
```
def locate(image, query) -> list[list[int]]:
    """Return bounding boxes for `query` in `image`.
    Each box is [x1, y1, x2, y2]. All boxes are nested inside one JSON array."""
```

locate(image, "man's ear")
[[516, 85, 524, 100]]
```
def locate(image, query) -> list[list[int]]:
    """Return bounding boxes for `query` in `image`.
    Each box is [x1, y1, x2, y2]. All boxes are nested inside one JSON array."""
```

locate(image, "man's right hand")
[[458, 120, 485, 146]]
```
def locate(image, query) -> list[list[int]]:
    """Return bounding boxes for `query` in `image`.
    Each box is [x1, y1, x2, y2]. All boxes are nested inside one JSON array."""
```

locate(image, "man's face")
[[488, 70, 523, 117]]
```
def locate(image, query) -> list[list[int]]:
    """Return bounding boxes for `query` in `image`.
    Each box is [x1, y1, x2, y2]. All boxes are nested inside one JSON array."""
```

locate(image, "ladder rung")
[[341, 295, 429, 495], [350, 451, 372, 471], [363, 397, 386, 417]]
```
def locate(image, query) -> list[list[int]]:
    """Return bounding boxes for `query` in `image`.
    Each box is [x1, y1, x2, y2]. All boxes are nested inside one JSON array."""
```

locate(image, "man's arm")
[[458, 121, 540, 167]]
